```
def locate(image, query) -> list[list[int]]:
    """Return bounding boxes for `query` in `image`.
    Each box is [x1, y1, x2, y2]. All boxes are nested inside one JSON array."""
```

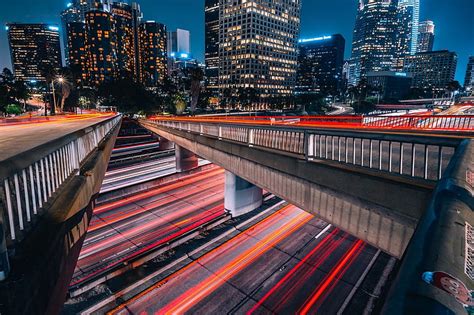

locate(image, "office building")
[[417, 20, 435, 53], [396, 0, 420, 56], [66, 22, 87, 84], [6, 23, 62, 83], [167, 28, 190, 56], [139, 21, 167, 87], [296, 34, 345, 95], [219, 0, 302, 108], [131, 2, 143, 79], [367, 71, 412, 100], [205, 0, 219, 96], [403, 50, 457, 92], [84, 11, 117, 86], [111, 2, 135, 78], [464, 56, 474, 93], [351, 0, 398, 83]]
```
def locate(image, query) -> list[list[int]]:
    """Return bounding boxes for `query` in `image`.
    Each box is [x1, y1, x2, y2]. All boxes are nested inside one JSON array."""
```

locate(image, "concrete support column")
[[158, 137, 174, 151], [224, 171, 263, 217], [175, 145, 198, 172]]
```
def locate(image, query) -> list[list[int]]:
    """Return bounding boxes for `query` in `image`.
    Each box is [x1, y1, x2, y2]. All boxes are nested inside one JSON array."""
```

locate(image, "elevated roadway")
[[0, 114, 122, 314], [140, 115, 473, 314]]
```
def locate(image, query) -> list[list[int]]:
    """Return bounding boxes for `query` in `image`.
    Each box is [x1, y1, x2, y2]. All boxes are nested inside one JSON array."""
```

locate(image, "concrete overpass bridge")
[[0, 113, 472, 314], [140, 115, 473, 315], [0, 114, 121, 314]]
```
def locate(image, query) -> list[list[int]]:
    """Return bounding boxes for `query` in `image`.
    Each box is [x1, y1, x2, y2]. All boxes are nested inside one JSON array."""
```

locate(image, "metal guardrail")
[[146, 119, 461, 182], [0, 115, 121, 244], [153, 114, 474, 132]]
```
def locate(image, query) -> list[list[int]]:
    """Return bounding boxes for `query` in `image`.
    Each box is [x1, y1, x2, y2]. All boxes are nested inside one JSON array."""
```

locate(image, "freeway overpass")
[[0, 113, 472, 314], [0, 114, 121, 314], [139, 115, 473, 315]]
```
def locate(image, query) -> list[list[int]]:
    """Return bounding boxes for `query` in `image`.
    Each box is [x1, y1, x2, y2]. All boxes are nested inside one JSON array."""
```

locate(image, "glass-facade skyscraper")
[[464, 56, 474, 93], [111, 2, 136, 78], [296, 35, 345, 95], [139, 22, 168, 87], [396, 0, 420, 56], [6, 23, 62, 83], [218, 0, 302, 108], [84, 11, 118, 86], [350, 0, 398, 84], [417, 20, 435, 53], [205, 0, 219, 96]]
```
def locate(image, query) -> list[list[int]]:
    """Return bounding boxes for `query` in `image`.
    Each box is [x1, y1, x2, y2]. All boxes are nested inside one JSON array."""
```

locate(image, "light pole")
[[51, 76, 65, 114]]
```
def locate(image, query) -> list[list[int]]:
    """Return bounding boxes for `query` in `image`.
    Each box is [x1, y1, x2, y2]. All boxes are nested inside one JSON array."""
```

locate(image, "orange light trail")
[[298, 239, 365, 314]]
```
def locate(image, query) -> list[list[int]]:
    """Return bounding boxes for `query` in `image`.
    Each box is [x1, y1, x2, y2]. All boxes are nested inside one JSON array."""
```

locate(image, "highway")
[[109, 205, 394, 314], [101, 143, 210, 192], [70, 167, 227, 290]]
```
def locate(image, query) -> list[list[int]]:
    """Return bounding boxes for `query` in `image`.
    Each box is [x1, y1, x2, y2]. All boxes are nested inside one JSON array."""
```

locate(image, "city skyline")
[[0, 0, 472, 82]]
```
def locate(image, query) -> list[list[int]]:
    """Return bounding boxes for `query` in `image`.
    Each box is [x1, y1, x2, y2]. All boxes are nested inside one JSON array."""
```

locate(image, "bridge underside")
[[141, 122, 435, 258], [0, 124, 120, 315]]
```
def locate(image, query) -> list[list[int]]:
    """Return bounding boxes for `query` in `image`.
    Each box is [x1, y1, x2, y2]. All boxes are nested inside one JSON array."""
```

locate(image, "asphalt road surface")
[[70, 167, 226, 289], [109, 205, 393, 314]]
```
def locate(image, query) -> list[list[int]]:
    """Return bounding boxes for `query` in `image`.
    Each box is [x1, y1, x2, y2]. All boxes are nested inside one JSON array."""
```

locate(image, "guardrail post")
[[248, 129, 254, 147], [218, 126, 222, 140], [0, 185, 10, 281]]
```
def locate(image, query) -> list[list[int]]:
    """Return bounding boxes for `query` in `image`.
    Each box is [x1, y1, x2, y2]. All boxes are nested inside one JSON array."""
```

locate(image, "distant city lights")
[[48, 26, 59, 31]]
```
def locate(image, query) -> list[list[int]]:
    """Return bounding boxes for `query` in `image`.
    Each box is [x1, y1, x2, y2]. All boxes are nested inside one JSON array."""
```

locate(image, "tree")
[[188, 67, 204, 113], [11, 80, 31, 110], [174, 93, 187, 114], [6, 104, 22, 115], [296, 92, 328, 114], [446, 80, 461, 101]]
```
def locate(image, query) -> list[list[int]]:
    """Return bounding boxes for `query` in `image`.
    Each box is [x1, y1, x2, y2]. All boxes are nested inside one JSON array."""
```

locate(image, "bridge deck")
[[0, 114, 117, 162]]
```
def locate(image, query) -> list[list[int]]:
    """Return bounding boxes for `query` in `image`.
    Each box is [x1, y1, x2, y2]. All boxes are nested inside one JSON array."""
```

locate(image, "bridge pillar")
[[159, 137, 174, 151], [225, 171, 262, 217], [175, 145, 198, 172]]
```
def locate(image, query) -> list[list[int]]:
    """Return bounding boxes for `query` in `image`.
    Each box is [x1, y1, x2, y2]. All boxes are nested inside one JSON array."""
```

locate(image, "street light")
[[51, 76, 65, 114]]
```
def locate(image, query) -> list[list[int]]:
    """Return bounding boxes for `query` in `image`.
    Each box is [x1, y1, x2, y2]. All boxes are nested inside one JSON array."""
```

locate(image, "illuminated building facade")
[[396, 0, 419, 56], [205, 0, 219, 96], [66, 22, 87, 84], [218, 0, 302, 108], [296, 34, 345, 95], [6, 23, 62, 83], [84, 11, 118, 86], [351, 0, 398, 83], [417, 20, 435, 53], [111, 2, 135, 78], [403, 50, 457, 92], [464, 56, 474, 93], [139, 21, 167, 87], [167, 29, 190, 56], [366, 71, 412, 100], [131, 2, 143, 79]]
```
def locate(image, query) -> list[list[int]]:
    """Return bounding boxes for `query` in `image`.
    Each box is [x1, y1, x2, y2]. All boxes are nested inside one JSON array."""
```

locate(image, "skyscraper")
[[296, 35, 345, 95], [350, 0, 398, 83], [66, 22, 87, 84], [131, 2, 143, 79], [417, 20, 435, 53], [84, 11, 117, 86], [205, 0, 219, 96], [464, 56, 474, 93], [396, 0, 420, 56], [167, 29, 191, 56], [219, 0, 302, 108], [111, 2, 135, 78], [139, 21, 167, 87], [6, 23, 62, 83], [403, 50, 457, 93]]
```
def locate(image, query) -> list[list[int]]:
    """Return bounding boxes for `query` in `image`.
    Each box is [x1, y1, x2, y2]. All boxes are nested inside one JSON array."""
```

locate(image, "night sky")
[[0, 0, 472, 82]]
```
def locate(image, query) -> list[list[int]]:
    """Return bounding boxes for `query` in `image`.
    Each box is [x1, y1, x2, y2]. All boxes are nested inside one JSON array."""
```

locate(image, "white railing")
[[0, 115, 121, 243], [150, 119, 460, 181], [466, 222, 474, 281]]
